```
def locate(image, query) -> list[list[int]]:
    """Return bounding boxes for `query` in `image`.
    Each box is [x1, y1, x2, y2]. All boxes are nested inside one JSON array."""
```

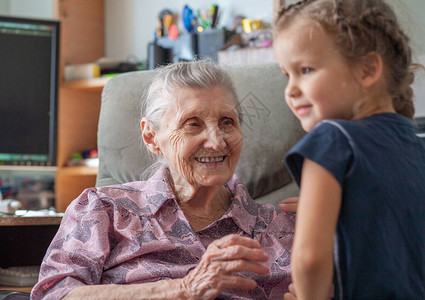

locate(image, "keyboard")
[[0, 265, 40, 287]]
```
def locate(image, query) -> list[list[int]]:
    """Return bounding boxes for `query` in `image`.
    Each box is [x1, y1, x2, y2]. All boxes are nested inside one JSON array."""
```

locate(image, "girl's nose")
[[203, 127, 226, 151], [285, 79, 301, 99]]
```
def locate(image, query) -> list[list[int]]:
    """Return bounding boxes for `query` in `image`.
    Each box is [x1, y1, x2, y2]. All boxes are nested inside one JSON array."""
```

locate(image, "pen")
[[211, 4, 219, 28]]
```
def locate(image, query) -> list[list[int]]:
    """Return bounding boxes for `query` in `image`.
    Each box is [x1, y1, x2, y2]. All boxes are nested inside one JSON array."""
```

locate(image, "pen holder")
[[197, 28, 225, 61]]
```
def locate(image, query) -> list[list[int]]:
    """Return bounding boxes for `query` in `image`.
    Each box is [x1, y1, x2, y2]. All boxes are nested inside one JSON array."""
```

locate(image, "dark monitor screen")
[[0, 15, 60, 167]]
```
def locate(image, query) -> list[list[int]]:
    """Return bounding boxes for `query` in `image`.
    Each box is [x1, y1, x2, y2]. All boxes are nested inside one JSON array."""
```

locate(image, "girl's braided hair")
[[274, 0, 417, 118]]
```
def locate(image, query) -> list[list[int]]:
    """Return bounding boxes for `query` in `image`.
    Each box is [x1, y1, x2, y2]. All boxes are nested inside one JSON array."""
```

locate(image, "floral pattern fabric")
[[31, 167, 295, 300]]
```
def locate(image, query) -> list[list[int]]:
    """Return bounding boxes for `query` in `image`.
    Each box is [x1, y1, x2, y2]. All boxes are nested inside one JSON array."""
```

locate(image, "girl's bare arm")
[[291, 158, 341, 300]]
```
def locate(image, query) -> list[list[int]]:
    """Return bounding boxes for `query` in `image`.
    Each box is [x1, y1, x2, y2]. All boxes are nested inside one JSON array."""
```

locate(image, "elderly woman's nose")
[[203, 127, 226, 150]]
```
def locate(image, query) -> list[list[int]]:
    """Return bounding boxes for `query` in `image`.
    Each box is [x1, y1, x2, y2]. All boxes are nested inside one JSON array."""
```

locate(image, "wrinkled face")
[[155, 86, 243, 188], [274, 19, 363, 132]]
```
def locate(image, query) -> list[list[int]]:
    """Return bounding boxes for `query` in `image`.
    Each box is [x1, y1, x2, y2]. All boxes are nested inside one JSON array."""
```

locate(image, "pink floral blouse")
[[31, 167, 295, 300]]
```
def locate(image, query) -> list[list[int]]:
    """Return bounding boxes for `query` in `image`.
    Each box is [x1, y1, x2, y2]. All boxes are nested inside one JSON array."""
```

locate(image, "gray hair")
[[142, 60, 241, 130], [140, 60, 241, 179]]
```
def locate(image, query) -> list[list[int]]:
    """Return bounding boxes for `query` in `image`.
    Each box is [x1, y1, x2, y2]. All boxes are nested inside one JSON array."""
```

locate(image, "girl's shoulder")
[[317, 113, 412, 132]]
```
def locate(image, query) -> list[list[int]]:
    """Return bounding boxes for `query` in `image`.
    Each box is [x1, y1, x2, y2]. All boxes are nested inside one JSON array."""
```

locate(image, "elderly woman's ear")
[[141, 117, 162, 155]]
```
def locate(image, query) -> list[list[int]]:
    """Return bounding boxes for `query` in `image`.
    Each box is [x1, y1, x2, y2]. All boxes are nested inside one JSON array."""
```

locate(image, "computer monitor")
[[0, 15, 60, 167]]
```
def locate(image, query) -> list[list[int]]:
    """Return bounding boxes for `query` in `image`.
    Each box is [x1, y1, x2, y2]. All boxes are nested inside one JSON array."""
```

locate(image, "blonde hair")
[[274, 0, 417, 118]]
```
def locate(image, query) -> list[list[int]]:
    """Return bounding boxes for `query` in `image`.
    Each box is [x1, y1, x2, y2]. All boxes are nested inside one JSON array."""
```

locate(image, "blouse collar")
[[144, 166, 259, 235]]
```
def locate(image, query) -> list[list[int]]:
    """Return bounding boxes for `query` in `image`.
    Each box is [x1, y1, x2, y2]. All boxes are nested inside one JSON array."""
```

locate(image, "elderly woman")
[[31, 61, 295, 300]]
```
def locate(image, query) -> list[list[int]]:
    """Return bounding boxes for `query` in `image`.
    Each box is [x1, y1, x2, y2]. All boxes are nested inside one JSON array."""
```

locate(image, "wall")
[[104, 0, 425, 116], [412, 54, 425, 116], [392, 0, 425, 55], [1, 0, 424, 116], [1, 0, 423, 57], [0, 0, 52, 19], [0, 1, 9, 12], [389, 0, 425, 117], [105, 0, 273, 63]]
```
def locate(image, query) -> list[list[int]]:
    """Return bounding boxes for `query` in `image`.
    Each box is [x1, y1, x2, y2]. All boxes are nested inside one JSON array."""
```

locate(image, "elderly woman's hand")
[[181, 234, 270, 299]]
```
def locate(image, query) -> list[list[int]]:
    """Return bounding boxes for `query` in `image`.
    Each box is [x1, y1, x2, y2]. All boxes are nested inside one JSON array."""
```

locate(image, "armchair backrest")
[[96, 63, 305, 206]]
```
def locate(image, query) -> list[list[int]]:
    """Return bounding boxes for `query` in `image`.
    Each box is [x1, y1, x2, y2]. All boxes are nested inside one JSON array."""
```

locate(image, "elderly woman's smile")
[[156, 86, 243, 189], [194, 155, 226, 163]]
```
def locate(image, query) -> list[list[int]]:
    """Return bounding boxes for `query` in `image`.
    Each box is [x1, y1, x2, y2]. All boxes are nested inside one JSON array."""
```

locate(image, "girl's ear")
[[141, 118, 162, 155], [357, 52, 384, 88]]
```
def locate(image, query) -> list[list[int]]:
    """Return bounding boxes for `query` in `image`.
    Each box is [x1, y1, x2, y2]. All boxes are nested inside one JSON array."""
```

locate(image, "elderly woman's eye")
[[184, 119, 202, 132], [184, 118, 200, 127], [220, 118, 235, 130]]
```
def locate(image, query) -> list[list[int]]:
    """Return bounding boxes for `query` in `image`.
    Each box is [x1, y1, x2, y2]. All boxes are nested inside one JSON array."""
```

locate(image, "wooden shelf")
[[0, 286, 32, 293], [53, 0, 105, 212], [57, 166, 98, 176], [0, 216, 62, 226], [62, 77, 110, 92], [0, 165, 56, 171]]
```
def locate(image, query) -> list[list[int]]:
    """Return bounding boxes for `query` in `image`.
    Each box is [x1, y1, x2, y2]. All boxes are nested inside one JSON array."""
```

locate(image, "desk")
[[0, 216, 62, 293]]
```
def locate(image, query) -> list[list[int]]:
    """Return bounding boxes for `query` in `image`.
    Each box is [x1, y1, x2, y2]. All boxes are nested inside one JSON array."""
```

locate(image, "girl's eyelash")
[[280, 70, 289, 78], [302, 67, 314, 74]]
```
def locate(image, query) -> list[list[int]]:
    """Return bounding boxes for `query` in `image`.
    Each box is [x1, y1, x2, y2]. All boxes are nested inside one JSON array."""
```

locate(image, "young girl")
[[273, 0, 425, 299]]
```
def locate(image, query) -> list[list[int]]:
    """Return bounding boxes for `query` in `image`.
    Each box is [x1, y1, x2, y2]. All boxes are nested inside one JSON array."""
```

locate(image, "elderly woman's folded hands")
[[181, 234, 269, 299], [62, 234, 270, 300]]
